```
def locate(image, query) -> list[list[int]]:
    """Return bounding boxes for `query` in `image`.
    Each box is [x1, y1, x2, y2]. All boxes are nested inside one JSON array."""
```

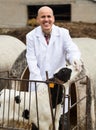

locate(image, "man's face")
[[37, 7, 55, 34]]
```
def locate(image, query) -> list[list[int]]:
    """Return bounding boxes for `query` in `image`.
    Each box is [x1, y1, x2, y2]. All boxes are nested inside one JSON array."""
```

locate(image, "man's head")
[[36, 6, 55, 34]]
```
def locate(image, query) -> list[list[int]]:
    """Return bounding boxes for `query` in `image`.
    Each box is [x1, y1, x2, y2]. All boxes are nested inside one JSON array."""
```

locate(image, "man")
[[26, 6, 82, 88], [26, 6, 82, 129]]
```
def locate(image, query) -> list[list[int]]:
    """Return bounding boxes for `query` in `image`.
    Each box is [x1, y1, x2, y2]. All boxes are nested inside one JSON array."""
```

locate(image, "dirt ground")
[[0, 22, 96, 44]]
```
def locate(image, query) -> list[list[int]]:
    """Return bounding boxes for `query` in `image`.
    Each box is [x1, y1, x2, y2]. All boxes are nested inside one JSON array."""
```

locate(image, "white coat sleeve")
[[26, 34, 42, 81], [63, 30, 81, 65]]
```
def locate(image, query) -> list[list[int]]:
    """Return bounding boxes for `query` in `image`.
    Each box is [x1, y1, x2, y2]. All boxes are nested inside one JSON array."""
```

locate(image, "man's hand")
[[72, 59, 83, 71]]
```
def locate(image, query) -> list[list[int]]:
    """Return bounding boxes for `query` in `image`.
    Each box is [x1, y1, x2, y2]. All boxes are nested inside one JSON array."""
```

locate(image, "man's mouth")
[[43, 22, 50, 26]]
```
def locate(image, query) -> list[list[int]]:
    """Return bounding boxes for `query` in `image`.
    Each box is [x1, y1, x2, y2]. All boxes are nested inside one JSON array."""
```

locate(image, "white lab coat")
[[26, 24, 81, 87], [26, 24, 81, 112]]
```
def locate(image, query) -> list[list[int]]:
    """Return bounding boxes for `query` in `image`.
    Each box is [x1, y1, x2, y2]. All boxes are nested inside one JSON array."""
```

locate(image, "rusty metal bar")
[[68, 94, 71, 130], [35, 81, 40, 129], [0, 74, 91, 130], [70, 95, 87, 109], [86, 76, 92, 130], [72, 115, 87, 130], [46, 71, 56, 130], [61, 86, 66, 130]]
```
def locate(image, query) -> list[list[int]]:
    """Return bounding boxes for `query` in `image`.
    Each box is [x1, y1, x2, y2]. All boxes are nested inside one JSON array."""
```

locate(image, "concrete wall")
[[72, 0, 96, 23], [0, 0, 28, 28], [0, 0, 95, 28], [20, 0, 75, 5]]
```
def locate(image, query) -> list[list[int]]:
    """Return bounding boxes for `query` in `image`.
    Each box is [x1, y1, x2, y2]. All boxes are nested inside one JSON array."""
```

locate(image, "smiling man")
[[26, 6, 83, 130], [36, 6, 55, 34], [26, 6, 82, 91]]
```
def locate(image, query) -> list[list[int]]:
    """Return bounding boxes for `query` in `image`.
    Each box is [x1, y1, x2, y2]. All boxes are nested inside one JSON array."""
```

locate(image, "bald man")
[[26, 6, 82, 87], [26, 6, 82, 130], [36, 6, 54, 34]]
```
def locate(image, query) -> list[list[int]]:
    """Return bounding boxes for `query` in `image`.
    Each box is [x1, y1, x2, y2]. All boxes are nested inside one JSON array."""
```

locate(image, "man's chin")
[[43, 28, 51, 34]]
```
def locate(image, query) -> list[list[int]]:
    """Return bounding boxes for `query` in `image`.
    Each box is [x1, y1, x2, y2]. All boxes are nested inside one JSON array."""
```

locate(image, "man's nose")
[[44, 16, 49, 20]]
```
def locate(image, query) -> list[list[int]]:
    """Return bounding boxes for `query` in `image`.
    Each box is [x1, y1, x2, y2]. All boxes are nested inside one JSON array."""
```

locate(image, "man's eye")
[[41, 16, 45, 18], [48, 15, 51, 18], [41, 16, 51, 18]]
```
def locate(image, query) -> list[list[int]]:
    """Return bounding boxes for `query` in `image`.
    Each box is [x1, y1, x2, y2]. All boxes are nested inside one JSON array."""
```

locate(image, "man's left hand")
[[72, 59, 83, 71]]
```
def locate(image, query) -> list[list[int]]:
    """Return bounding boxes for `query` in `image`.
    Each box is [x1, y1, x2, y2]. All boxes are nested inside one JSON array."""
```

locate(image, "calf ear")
[[15, 95, 21, 104]]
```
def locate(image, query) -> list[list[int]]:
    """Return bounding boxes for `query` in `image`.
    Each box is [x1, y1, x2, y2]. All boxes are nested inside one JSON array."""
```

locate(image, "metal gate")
[[0, 75, 91, 130]]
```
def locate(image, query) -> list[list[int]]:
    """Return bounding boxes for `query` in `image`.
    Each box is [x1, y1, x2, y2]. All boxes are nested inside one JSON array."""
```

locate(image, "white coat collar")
[[35, 25, 60, 46], [35, 24, 59, 37]]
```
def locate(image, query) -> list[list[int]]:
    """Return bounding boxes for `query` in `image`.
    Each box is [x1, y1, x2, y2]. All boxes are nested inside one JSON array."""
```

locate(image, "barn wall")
[[0, 0, 95, 28], [72, 1, 96, 23], [0, 1, 27, 28]]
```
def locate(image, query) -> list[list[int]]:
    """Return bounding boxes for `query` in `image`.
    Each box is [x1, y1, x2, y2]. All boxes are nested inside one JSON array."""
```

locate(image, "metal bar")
[[72, 115, 87, 130], [35, 82, 40, 129], [46, 71, 56, 130], [62, 86, 66, 130], [12, 85, 16, 128], [86, 76, 92, 130], [0, 74, 91, 130], [70, 95, 87, 109], [68, 94, 71, 130]]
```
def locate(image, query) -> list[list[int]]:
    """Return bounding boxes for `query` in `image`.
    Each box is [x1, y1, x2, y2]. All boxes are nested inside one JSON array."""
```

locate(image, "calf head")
[[49, 67, 72, 108], [54, 67, 72, 83]]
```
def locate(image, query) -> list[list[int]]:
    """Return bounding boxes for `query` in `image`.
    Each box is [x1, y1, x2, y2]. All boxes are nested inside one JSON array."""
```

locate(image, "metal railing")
[[0, 75, 91, 130]]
